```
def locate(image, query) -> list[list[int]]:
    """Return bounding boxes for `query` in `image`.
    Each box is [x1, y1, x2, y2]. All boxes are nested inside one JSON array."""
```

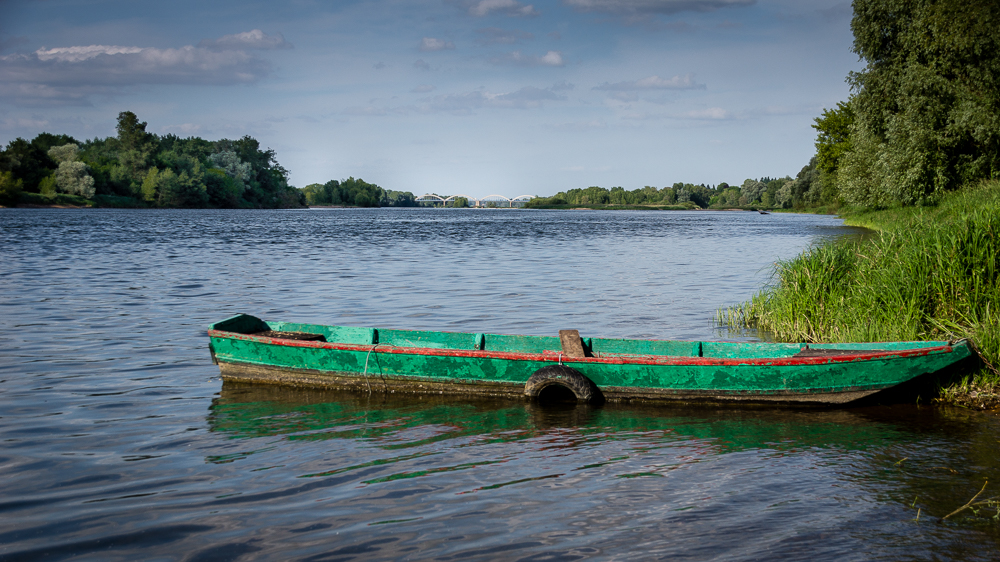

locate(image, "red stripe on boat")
[[207, 329, 950, 366]]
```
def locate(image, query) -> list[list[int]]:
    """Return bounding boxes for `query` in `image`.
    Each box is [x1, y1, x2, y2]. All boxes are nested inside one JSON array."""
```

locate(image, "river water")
[[1, 208, 998, 561]]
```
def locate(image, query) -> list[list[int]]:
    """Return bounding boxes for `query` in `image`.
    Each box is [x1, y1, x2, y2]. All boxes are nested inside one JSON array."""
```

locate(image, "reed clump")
[[719, 180, 1000, 407]]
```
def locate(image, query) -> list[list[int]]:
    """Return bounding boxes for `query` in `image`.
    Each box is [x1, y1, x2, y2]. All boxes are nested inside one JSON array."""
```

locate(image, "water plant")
[[720, 180, 1000, 405]]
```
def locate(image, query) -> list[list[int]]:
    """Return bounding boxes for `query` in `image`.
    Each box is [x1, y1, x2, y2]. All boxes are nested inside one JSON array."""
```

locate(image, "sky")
[[0, 0, 860, 198]]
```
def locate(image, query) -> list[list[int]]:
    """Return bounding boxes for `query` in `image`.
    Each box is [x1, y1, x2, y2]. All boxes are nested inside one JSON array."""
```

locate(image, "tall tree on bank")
[[839, 0, 1000, 207]]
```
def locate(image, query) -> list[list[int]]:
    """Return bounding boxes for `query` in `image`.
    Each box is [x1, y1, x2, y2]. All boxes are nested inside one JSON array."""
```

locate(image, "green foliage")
[[740, 179, 766, 204], [208, 150, 252, 183], [721, 180, 1000, 389], [47, 143, 79, 164], [778, 158, 826, 209], [47, 144, 95, 198], [38, 174, 57, 195], [301, 183, 326, 205], [530, 183, 725, 209], [813, 101, 854, 177], [0, 170, 23, 206], [382, 190, 418, 207], [55, 161, 95, 198], [204, 168, 243, 208], [0, 137, 58, 192], [141, 167, 164, 202], [116, 111, 153, 153], [17, 192, 93, 206], [0, 112, 307, 208], [839, 0, 1000, 207], [450, 196, 469, 208], [302, 177, 389, 207]]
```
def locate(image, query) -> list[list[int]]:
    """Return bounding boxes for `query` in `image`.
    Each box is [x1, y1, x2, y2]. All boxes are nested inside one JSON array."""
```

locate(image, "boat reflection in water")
[[209, 382, 917, 453], [203, 383, 1000, 559]]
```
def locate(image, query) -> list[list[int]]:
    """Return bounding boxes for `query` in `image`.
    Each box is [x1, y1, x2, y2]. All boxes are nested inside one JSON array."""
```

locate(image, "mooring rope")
[[362, 345, 378, 394]]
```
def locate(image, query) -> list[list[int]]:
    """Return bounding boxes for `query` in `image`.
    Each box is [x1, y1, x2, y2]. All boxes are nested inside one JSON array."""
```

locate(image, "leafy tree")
[[0, 137, 58, 192], [48, 144, 95, 198], [141, 167, 164, 202], [38, 174, 58, 195], [160, 167, 209, 207], [301, 183, 327, 206], [740, 179, 766, 204], [117, 111, 152, 152], [209, 150, 252, 184], [785, 158, 823, 208], [840, 0, 1000, 206], [813, 102, 854, 177], [0, 112, 307, 208], [205, 168, 243, 207], [775, 181, 794, 209], [383, 190, 418, 207], [0, 170, 23, 206], [450, 196, 469, 208]]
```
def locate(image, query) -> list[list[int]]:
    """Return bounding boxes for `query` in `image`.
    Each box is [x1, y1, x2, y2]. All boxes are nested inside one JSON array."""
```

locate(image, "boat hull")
[[207, 315, 973, 405]]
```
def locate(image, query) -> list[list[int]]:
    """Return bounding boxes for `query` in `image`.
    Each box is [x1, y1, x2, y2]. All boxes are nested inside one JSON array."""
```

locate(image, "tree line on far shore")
[[0, 112, 309, 208], [300, 179, 420, 208], [523, 177, 818, 210], [0, 110, 428, 209]]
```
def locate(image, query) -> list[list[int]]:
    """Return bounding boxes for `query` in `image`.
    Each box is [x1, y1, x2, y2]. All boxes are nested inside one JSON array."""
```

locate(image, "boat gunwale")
[[207, 329, 959, 367]]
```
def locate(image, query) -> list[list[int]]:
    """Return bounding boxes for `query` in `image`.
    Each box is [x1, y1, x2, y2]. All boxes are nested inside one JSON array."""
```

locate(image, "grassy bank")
[[719, 180, 1000, 409]]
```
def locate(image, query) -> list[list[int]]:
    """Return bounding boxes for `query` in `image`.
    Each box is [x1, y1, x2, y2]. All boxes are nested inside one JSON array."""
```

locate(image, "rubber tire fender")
[[524, 365, 596, 403]]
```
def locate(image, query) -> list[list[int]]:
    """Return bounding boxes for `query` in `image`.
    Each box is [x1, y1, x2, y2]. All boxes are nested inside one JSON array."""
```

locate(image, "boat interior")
[[210, 314, 944, 360]]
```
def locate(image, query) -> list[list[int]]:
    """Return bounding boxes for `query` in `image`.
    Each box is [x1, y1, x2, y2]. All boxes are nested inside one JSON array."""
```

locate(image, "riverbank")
[[720, 180, 1000, 410]]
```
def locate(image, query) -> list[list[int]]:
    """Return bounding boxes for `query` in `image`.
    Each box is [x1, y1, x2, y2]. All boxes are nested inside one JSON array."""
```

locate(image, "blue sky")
[[0, 0, 858, 197]]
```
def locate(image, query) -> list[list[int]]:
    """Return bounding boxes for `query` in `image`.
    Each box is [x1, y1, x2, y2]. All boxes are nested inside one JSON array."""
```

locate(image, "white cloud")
[[469, 0, 539, 17], [419, 37, 456, 51], [563, 0, 754, 15], [413, 59, 431, 70], [198, 29, 292, 51], [412, 84, 436, 93], [0, 31, 285, 106], [490, 50, 564, 66], [594, 74, 704, 90], [34, 45, 143, 62]]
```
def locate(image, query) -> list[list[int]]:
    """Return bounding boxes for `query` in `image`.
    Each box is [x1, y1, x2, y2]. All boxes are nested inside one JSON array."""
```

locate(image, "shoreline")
[[722, 181, 1000, 411]]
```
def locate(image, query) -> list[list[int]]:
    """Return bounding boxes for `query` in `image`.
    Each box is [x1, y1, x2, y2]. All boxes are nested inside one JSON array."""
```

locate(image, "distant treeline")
[[524, 177, 824, 210], [0, 111, 305, 208], [300, 179, 419, 208]]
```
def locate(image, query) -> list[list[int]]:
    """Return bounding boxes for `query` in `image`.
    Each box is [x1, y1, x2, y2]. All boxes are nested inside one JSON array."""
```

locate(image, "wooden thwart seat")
[[559, 329, 588, 358]]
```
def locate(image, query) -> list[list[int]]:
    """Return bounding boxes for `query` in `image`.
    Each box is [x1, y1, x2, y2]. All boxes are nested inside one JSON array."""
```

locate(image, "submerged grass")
[[719, 180, 1000, 408]]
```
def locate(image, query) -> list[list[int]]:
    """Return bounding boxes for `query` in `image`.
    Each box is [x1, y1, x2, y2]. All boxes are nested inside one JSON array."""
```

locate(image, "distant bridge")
[[415, 194, 536, 208]]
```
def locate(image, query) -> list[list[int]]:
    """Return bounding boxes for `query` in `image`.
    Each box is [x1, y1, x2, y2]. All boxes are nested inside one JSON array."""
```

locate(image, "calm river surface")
[[1, 208, 998, 561]]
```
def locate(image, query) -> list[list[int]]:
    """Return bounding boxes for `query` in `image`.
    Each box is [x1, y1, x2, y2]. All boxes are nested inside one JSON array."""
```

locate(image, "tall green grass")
[[719, 180, 1000, 391]]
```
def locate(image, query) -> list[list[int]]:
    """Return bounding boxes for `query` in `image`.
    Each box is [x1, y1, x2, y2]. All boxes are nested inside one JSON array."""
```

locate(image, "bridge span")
[[415, 194, 536, 208]]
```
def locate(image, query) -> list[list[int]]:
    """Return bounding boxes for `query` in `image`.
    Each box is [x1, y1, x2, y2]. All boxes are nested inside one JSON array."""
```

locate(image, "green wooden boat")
[[207, 314, 972, 405]]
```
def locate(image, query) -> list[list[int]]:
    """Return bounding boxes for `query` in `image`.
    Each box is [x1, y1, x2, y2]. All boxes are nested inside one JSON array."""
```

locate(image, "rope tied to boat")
[[363, 345, 378, 394], [558, 352, 562, 365]]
